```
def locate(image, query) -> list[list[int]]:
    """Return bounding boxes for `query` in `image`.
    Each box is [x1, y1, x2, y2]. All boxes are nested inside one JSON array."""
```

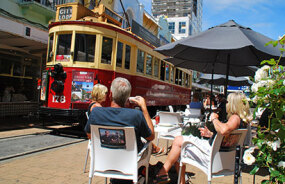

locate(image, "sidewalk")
[[0, 128, 268, 184]]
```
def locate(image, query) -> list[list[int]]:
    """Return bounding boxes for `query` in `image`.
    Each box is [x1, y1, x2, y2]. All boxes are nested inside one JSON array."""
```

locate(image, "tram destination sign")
[[58, 7, 72, 21]]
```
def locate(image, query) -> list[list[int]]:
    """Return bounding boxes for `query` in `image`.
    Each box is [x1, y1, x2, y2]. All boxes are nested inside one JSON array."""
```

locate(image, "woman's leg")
[[157, 136, 184, 175]]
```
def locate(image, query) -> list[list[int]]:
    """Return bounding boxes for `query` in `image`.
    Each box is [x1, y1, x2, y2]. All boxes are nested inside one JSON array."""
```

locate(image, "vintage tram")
[[39, 2, 191, 125]]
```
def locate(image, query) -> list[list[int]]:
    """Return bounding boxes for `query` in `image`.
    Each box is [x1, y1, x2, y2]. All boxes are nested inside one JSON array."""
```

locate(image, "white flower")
[[255, 66, 270, 82], [251, 83, 259, 93], [261, 65, 270, 71], [245, 147, 255, 154], [283, 80, 285, 86], [252, 95, 259, 104], [267, 141, 273, 147], [265, 79, 275, 88], [243, 152, 256, 165], [277, 161, 285, 168], [272, 139, 281, 151]]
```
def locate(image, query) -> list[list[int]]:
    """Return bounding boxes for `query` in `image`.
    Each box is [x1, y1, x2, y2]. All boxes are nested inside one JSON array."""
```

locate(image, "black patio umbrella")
[[165, 57, 257, 77], [198, 74, 253, 86], [156, 20, 284, 95]]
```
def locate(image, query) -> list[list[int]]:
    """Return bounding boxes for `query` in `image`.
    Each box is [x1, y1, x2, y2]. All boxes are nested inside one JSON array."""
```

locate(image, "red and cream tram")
[[39, 2, 191, 125]]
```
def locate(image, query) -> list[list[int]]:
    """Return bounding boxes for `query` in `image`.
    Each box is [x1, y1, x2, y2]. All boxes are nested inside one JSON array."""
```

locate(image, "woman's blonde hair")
[[91, 84, 108, 103], [226, 92, 252, 124]]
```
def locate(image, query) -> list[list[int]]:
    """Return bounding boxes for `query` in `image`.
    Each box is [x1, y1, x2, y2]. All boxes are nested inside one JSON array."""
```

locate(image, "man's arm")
[[130, 96, 155, 141]]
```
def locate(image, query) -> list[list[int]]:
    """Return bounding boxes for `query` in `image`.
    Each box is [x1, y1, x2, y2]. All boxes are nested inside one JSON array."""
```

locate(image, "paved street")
[[0, 125, 269, 184]]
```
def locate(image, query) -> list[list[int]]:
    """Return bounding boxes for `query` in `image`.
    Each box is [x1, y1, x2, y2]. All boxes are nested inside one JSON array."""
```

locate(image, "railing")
[[131, 20, 160, 47], [19, 0, 78, 11]]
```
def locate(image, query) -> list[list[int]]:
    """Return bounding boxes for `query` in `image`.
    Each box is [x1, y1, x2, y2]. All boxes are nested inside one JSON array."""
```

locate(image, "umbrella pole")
[[224, 54, 230, 97], [210, 63, 214, 112]]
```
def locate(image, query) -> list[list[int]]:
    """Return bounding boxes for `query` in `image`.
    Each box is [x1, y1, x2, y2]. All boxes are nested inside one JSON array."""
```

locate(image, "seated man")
[[85, 77, 155, 152]]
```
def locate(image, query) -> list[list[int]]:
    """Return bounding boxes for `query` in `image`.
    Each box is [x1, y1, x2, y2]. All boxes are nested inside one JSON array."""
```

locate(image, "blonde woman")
[[154, 92, 251, 184], [88, 84, 108, 115]]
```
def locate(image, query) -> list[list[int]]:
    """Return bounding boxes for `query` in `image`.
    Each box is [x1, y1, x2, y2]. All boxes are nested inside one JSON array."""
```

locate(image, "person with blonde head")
[[154, 92, 251, 184], [88, 83, 108, 115]]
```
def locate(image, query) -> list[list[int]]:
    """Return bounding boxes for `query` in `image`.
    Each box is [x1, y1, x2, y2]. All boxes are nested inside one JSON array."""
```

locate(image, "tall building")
[[152, 0, 202, 39]]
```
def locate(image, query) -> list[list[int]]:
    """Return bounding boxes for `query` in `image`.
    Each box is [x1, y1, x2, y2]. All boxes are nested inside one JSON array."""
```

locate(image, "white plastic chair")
[[177, 129, 248, 184], [84, 111, 91, 173], [156, 111, 183, 149], [89, 125, 152, 184], [168, 105, 174, 112]]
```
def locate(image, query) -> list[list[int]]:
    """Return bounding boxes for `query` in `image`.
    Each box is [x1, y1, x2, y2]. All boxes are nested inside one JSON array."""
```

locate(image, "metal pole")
[[224, 54, 230, 97]]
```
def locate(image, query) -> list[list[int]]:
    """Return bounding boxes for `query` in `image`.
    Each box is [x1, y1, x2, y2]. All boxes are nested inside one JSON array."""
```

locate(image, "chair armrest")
[[138, 141, 151, 157]]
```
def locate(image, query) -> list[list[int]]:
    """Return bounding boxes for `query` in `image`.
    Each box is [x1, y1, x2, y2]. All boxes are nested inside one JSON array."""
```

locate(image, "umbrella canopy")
[[166, 57, 257, 77], [156, 20, 284, 95], [198, 74, 253, 86], [156, 20, 283, 66]]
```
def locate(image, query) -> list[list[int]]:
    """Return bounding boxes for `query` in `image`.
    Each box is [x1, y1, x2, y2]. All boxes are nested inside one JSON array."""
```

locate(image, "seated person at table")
[[203, 93, 215, 108], [87, 83, 108, 116], [85, 77, 155, 152], [189, 93, 203, 109], [154, 92, 251, 184]]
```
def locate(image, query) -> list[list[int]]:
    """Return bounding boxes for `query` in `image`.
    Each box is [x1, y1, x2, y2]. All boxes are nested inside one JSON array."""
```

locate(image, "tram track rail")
[[0, 131, 87, 162]]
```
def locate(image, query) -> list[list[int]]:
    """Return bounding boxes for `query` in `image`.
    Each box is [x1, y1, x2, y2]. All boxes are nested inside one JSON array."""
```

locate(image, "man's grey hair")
[[110, 77, 132, 107]]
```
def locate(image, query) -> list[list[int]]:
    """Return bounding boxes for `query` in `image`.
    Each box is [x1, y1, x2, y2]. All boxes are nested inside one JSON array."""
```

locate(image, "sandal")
[[153, 174, 170, 184], [152, 147, 165, 155]]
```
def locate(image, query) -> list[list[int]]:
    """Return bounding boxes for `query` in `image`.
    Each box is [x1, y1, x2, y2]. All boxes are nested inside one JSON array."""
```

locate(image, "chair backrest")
[[244, 124, 252, 147], [184, 108, 201, 118], [168, 105, 174, 112], [158, 111, 182, 126], [209, 129, 248, 178], [90, 125, 138, 179]]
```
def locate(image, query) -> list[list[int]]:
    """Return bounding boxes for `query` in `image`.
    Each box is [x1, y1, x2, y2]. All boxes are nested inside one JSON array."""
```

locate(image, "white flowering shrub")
[[245, 36, 285, 183]]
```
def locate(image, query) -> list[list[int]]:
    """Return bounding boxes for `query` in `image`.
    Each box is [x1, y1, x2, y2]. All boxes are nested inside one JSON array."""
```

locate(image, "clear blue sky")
[[141, 0, 285, 40]]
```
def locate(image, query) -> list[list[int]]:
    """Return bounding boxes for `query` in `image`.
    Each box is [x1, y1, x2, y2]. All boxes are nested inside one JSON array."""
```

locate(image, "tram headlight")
[[51, 63, 67, 79], [51, 80, 64, 93], [50, 63, 66, 93]]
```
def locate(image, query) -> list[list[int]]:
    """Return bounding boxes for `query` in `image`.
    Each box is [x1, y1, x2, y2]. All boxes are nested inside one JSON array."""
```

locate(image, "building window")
[[168, 22, 175, 34], [193, 0, 197, 16], [179, 22, 186, 34]]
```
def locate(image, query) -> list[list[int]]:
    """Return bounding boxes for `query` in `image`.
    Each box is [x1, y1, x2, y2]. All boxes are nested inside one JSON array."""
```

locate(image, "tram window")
[[56, 34, 72, 61], [154, 58, 159, 77], [181, 72, 185, 86], [146, 54, 153, 75], [0, 59, 12, 74], [48, 34, 54, 62], [74, 34, 96, 62], [165, 64, 170, 81], [116, 41, 123, 67], [101, 37, 113, 64], [125, 44, 131, 69], [160, 62, 165, 80], [170, 66, 174, 83], [179, 70, 183, 85], [13, 62, 24, 76], [185, 73, 189, 87], [175, 68, 179, 85], [137, 49, 145, 73]]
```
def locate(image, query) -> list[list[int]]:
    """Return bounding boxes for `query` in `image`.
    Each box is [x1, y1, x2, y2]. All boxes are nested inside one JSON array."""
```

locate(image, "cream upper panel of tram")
[[47, 23, 191, 88]]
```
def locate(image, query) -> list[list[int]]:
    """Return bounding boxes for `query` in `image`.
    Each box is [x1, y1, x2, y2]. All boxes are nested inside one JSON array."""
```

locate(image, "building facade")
[[152, 0, 202, 39]]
